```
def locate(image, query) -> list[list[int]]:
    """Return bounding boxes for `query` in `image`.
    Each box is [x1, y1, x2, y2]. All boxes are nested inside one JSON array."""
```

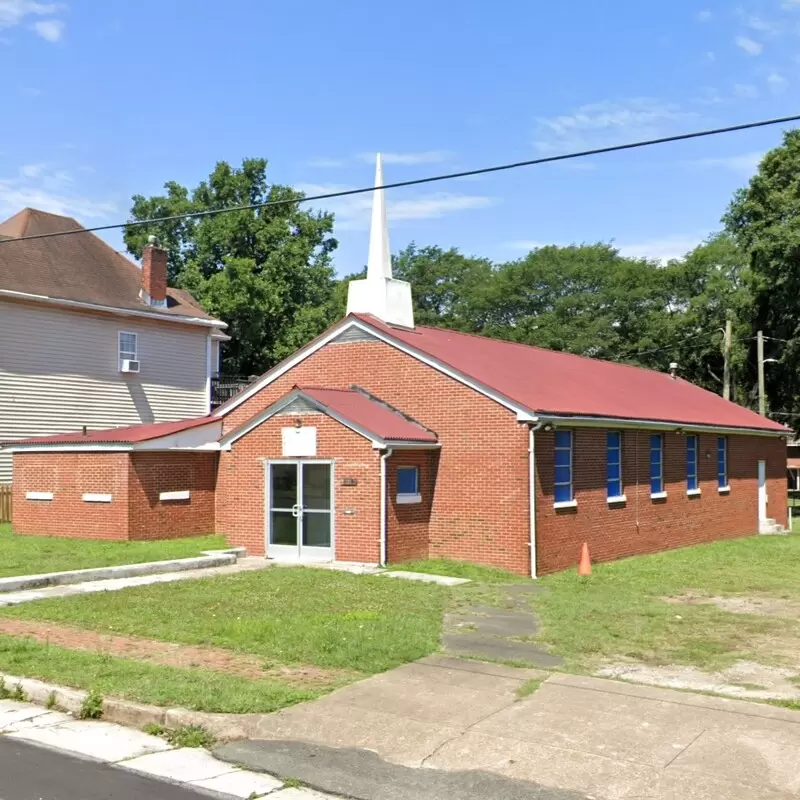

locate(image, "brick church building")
[[5, 157, 790, 576]]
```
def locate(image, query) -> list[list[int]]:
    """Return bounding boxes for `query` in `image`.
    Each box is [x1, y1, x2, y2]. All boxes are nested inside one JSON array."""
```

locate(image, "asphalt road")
[[0, 737, 207, 800]]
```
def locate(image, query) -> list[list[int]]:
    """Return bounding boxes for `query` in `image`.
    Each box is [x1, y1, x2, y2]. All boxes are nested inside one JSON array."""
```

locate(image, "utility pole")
[[757, 330, 766, 416], [723, 319, 732, 401]]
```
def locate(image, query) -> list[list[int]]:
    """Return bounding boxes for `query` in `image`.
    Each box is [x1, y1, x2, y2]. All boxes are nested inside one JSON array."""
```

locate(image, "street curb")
[[0, 671, 261, 739], [0, 549, 245, 594]]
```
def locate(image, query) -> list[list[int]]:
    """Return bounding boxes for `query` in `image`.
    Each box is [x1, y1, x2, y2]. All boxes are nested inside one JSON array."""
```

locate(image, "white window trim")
[[718, 485, 731, 494], [160, 490, 191, 502], [396, 493, 422, 505], [554, 499, 578, 509], [25, 491, 53, 501], [607, 494, 627, 504], [118, 330, 138, 370], [686, 434, 699, 493], [82, 493, 112, 503], [717, 437, 728, 491], [650, 434, 664, 495], [554, 430, 574, 504], [687, 488, 702, 497], [607, 431, 623, 501]]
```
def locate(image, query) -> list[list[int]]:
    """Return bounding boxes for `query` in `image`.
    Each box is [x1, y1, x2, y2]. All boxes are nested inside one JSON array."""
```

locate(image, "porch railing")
[[211, 375, 258, 409]]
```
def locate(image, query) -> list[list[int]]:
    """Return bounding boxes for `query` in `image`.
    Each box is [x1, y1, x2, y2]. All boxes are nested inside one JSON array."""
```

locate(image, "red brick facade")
[[12, 451, 216, 541], [9, 336, 788, 575]]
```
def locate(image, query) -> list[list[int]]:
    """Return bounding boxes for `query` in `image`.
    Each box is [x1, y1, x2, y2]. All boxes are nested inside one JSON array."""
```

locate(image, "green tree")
[[124, 159, 338, 375], [724, 129, 800, 414]]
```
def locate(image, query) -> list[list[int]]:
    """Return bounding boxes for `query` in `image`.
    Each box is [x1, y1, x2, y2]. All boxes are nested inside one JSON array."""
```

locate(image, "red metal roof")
[[298, 387, 437, 443], [352, 314, 788, 433], [4, 416, 217, 446]]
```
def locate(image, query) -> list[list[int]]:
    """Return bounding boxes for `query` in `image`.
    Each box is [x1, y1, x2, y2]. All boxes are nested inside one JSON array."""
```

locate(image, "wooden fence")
[[0, 485, 10, 524]]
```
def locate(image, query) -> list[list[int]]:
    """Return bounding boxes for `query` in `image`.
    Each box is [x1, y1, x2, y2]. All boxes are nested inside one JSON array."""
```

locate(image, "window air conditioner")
[[120, 359, 140, 373]]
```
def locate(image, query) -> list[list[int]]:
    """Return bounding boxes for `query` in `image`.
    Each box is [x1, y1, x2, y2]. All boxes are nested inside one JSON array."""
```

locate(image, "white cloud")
[[768, 71, 788, 92], [735, 36, 763, 55], [783, 0, 800, 7], [32, 17, 62, 40], [533, 98, 694, 153], [505, 234, 705, 264], [690, 151, 765, 175], [733, 83, 759, 99], [307, 157, 348, 169], [359, 151, 452, 166], [0, 164, 115, 221], [0, 1, 63, 35], [297, 182, 492, 230], [696, 10, 713, 22]]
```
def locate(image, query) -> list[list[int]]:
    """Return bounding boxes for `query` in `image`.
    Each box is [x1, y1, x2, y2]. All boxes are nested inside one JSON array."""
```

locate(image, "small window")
[[396, 466, 420, 504], [554, 430, 573, 503], [649, 434, 664, 495], [717, 437, 728, 488], [686, 435, 698, 492], [606, 431, 622, 499], [119, 331, 137, 369]]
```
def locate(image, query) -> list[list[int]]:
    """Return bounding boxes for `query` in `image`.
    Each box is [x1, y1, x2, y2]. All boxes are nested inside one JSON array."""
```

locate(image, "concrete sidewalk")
[[221, 656, 800, 799]]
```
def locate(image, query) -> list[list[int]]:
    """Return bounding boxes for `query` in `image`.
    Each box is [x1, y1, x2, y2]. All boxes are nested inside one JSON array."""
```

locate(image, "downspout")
[[529, 423, 544, 579], [380, 447, 394, 566]]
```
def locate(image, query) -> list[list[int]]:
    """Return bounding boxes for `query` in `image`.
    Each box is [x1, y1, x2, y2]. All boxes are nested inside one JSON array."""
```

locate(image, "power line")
[[615, 334, 759, 362], [3, 112, 800, 246]]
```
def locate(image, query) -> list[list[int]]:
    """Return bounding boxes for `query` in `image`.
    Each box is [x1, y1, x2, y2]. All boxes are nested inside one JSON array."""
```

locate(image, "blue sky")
[[1, 0, 799, 274]]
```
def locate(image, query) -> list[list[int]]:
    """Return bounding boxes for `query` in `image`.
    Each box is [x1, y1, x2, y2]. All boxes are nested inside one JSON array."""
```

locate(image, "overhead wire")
[[3, 112, 800, 245]]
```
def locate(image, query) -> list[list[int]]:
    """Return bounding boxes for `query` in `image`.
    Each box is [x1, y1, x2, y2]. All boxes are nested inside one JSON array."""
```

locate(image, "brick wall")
[[386, 449, 436, 563], [128, 452, 217, 541], [220, 339, 530, 573], [535, 428, 787, 574], [216, 413, 381, 561], [12, 452, 130, 539]]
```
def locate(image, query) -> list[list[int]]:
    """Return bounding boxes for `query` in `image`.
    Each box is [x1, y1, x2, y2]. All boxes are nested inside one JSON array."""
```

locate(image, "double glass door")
[[267, 461, 333, 561]]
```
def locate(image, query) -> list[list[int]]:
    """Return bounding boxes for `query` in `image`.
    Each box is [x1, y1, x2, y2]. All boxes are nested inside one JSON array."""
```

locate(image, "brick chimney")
[[141, 235, 168, 307]]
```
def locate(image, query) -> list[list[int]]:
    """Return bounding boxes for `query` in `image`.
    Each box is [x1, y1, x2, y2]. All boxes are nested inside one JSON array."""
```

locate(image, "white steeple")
[[346, 153, 415, 328]]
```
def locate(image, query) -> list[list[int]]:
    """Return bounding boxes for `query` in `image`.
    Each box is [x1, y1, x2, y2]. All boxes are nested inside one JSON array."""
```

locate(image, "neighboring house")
[[0, 208, 228, 484], [4, 160, 791, 574]]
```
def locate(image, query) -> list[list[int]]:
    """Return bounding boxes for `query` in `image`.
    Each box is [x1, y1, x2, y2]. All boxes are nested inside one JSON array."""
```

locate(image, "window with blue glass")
[[554, 430, 573, 503], [649, 434, 664, 495], [686, 435, 698, 491], [717, 437, 728, 488], [607, 432, 622, 498], [397, 466, 419, 496]]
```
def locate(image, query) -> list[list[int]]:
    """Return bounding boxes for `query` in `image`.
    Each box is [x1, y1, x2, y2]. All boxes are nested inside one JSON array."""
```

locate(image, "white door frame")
[[264, 459, 335, 562], [757, 460, 768, 531]]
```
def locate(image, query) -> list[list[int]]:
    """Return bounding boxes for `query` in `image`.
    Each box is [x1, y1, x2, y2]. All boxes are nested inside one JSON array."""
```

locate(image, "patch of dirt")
[[596, 659, 800, 702], [0, 619, 358, 689], [663, 592, 800, 618]]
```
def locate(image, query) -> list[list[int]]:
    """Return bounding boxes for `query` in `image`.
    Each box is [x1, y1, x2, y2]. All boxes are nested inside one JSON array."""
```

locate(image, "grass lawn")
[[0, 568, 448, 712], [532, 534, 800, 672], [388, 558, 529, 584], [0, 523, 226, 578]]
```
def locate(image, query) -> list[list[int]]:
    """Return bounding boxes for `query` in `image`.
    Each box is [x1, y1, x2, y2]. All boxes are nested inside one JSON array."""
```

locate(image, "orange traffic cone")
[[578, 542, 592, 577]]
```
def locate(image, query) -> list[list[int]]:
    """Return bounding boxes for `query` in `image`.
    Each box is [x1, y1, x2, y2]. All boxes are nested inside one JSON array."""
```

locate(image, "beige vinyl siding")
[[0, 301, 211, 483]]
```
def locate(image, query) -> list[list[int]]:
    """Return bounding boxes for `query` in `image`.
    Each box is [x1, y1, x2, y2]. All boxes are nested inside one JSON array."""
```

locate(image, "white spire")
[[367, 153, 392, 280], [345, 153, 415, 328]]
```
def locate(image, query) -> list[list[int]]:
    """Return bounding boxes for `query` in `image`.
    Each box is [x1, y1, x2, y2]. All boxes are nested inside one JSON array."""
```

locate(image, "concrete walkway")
[[0, 557, 270, 606], [220, 656, 800, 799]]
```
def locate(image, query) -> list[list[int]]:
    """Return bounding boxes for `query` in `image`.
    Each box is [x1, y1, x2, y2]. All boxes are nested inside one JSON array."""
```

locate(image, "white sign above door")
[[282, 426, 317, 457]]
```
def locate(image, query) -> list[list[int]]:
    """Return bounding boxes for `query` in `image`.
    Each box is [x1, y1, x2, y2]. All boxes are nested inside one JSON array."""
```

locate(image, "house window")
[[554, 430, 574, 504], [607, 432, 623, 499], [118, 331, 137, 369], [649, 434, 664, 496], [686, 435, 699, 492], [396, 466, 421, 504], [717, 437, 728, 489]]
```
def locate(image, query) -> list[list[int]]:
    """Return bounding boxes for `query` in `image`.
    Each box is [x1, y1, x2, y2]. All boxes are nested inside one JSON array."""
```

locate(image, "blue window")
[[717, 437, 728, 488], [397, 466, 419, 496], [686, 435, 698, 491], [649, 434, 664, 495], [607, 432, 622, 498], [554, 430, 573, 503]]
